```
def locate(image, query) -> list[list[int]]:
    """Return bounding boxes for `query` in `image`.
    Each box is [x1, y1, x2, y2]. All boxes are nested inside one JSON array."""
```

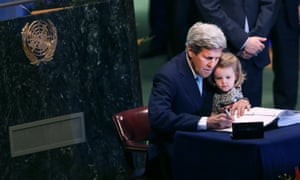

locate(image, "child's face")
[[214, 66, 236, 92]]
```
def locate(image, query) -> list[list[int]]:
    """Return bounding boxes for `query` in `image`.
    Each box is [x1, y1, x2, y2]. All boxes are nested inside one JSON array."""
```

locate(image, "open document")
[[219, 107, 300, 132], [276, 110, 300, 127]]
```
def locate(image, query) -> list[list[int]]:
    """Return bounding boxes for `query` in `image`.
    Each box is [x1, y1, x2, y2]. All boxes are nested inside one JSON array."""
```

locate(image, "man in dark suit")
[[147, 22, 250, 179], [168, 0, 200, 57], [139, 0, 171, 58], [196, 0, 277, 107], [270, 0, 299, 109]]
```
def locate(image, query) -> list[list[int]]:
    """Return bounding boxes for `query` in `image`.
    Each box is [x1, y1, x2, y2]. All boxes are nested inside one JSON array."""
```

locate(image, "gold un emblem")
[[22, 19, 57, 65]]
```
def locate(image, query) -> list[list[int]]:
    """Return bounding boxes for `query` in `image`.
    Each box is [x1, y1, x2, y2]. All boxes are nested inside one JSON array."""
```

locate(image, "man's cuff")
[[197, 117, 207, 130], [240, 38, 249, 50]]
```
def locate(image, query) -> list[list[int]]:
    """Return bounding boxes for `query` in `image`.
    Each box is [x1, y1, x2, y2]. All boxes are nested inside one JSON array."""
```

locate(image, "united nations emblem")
[[22, 19, 57, 65]]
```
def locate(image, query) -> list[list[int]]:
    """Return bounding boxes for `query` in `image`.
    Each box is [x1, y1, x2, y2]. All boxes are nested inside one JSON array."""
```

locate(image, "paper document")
[[277, 110, 300, 127], [219, 107, 285, 132]]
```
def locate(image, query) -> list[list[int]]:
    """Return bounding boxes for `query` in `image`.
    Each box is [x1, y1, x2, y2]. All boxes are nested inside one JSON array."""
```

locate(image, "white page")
[[217, 107, 284, 132], [277, 110, 300, 127]]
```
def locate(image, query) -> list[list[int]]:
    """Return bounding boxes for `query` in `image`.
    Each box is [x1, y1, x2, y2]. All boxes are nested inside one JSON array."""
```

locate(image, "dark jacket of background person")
[[196, 0, 277, 106], [270, 0, 299, 109]]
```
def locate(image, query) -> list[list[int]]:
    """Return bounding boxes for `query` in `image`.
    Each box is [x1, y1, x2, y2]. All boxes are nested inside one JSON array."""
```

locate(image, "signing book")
[[220, 107, 300, 132]]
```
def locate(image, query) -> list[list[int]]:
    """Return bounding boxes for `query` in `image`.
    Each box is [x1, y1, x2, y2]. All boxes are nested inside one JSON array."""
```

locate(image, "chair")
[[112, 106, 150, 178]]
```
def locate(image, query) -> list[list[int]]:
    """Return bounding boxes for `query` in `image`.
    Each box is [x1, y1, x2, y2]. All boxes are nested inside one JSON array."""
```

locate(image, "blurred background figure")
[[139, 0, 171, 58], [270, 0, 299, 109], [168, 0, 200, 57], [196, 0, 277, 107], [140, 0, 200, 59]]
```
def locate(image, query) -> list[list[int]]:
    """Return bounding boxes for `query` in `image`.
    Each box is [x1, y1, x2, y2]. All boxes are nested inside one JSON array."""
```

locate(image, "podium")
[[0, 0, 141, 179]]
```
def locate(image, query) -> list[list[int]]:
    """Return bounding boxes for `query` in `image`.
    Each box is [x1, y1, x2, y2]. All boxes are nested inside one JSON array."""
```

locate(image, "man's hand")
[[240, 49, 254, 59], [244, 36, 266, 55], [206, 98, 251, 130], [238, 36, 267, 59], [207, 113, 233, 129]]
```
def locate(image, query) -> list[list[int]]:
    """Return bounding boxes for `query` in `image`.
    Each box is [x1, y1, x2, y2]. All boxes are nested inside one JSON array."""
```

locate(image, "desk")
[[173, 124, 300, 180]]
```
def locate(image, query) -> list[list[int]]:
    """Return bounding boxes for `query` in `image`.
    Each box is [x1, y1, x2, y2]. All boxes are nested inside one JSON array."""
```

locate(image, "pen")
[[244, 113, 276, 117], [225, 108, 231, 117]]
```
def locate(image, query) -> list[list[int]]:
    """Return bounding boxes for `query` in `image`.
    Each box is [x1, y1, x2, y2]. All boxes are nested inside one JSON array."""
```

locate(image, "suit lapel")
[[177, 52, 203, 100]]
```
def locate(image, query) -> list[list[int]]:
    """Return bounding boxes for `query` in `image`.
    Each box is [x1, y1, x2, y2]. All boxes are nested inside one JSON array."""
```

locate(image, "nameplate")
[[9, 112, 86, 157], [232, 122, 264, 139]]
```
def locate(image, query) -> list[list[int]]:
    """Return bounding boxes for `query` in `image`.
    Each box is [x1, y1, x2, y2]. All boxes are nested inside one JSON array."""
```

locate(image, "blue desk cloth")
[[173, 124, 300, 180]]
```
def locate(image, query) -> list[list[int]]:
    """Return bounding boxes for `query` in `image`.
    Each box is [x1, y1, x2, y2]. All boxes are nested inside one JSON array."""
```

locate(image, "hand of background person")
[[244, 36, 266, 56], [207, 113, 233, 129], [239, 49, 254, 59]]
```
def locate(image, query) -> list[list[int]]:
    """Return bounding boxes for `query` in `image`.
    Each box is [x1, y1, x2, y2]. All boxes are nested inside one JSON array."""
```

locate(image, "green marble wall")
[[0, 0, 142, 179]]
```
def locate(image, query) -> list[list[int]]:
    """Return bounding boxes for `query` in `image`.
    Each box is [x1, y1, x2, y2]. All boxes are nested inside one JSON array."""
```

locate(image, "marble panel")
[[0, 0, 141, 179]]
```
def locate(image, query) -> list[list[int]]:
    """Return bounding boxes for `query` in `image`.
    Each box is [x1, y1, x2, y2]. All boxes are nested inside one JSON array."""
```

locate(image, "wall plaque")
[[9, 112, 86, 157], [21, 19, 58, 65]]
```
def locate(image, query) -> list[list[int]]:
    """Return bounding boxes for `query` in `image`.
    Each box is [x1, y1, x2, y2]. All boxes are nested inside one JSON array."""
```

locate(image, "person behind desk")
[[209, 52, 247, 115], [147, 22, 251, 179]]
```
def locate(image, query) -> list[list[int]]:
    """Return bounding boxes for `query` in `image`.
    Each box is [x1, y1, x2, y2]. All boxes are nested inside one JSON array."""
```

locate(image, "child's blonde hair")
[[209, 52, 246, 87]]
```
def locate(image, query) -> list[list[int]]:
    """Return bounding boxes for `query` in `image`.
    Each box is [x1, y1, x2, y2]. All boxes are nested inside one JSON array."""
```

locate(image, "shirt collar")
[[185, 51, 198, 79]]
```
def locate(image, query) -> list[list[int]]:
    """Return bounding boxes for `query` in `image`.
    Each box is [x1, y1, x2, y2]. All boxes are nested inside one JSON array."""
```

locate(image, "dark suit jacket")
[[148, 51, 214, 144], [283, 0, 299, 29], [270, 0, 299, 109], [196, 0, 277, 67], [272, 0, 298, 30]]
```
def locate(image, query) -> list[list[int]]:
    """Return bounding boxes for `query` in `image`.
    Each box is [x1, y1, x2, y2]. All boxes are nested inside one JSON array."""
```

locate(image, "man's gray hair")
[[186, 22, 227, 54]]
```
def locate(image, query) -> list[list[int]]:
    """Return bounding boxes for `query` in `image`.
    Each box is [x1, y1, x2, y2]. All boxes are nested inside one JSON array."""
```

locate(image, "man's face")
[[187, 47, 223, 78]]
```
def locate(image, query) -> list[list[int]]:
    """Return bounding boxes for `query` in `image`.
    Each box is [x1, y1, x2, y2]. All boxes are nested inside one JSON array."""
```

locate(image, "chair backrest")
[[112, 106, 150, 151]]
